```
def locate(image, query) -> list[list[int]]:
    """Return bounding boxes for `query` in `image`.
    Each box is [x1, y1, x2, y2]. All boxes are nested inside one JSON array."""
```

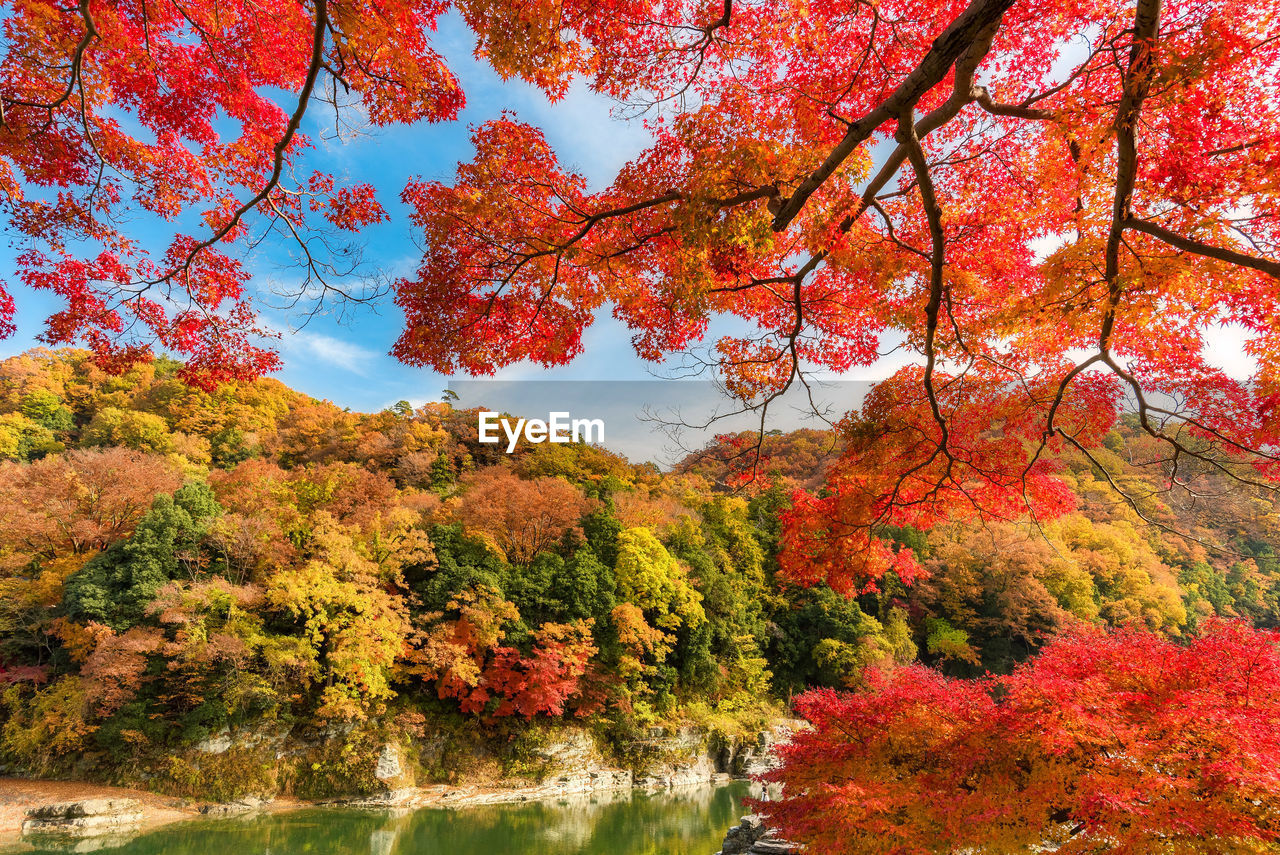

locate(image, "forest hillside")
[[0, 348, 1276, 798]]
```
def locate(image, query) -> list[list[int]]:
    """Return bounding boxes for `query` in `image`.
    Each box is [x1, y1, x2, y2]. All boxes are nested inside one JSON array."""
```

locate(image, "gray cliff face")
[[337, 721, 800, 808], [29, 720, 801, 823], [324, 725, 768, 808]]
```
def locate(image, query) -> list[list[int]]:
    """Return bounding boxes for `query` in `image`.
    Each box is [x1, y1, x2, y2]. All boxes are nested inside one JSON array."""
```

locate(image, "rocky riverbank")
[[178, 719, 800, 808], [304, 720, 798, 809], [715, 814, 803, 855], [327, 726, 751, 809], [0, 720, 801, 846], [0, 775, 760, 850], [0, 778, 202, 838]]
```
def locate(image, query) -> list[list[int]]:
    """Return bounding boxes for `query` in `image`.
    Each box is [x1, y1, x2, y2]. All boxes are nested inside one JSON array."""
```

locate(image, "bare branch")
[[897, 112, 951, 450], [162, 0, 331, 282]]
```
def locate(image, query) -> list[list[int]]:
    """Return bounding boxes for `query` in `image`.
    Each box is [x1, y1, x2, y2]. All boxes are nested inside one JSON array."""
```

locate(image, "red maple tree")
[[388, 0, 1280, 592], [763, 620, 1280, 854], [1, 0, 462, 387]]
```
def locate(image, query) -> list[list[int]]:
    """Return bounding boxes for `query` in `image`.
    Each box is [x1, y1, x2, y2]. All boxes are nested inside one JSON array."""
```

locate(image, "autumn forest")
[[0, 348, 1277, 849], [4, 0, 1280, 850]]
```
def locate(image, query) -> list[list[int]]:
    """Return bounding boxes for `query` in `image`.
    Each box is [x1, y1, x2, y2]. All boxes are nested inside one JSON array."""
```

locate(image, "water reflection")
[[18, 783, 748, 855]]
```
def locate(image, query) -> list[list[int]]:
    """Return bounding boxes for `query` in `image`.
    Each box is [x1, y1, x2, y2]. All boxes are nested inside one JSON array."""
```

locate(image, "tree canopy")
[[765, 621, 1280, 853], [3, 0, 1278, 595]]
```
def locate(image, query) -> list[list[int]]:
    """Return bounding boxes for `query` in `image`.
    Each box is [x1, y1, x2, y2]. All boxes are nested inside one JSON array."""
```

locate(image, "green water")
[[20, 783, 748, 855]]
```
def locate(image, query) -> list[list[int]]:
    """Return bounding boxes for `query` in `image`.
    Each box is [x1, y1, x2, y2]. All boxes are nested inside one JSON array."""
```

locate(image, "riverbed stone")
[[23, 798, 144, 838], [718, 814, 768, 854], [332, 787, 418, 808], [715, 814, 803, 855]]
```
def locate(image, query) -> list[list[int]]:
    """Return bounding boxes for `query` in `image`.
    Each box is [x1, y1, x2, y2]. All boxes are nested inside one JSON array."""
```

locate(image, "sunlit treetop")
[[4, 0, 1280, 590]]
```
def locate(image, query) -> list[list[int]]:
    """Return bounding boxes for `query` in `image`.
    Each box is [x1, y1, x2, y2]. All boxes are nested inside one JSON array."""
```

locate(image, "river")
[[20, 782, 749, 855]]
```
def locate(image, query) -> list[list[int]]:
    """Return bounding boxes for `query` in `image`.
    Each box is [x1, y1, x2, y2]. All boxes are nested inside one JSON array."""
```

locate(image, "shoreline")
[[0, 772, 752, 846], [0, 777, 224, 840]]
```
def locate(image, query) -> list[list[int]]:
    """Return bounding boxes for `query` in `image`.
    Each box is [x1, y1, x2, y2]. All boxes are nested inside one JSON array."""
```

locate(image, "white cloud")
[[425, 12, 651, 192], [277, 327, 379, 375]]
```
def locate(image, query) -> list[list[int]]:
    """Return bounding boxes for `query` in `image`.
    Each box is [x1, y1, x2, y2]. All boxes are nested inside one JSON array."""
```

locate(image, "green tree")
[[409, 524, 508, 615], [0, 413, 59, 461], [19, 389, 74, 433], [550, 549, 616, 624], [613, 527, 705, 635], [581, 503, 623, 567], [82, 407, 175, 454], [64, 483, 222, 630], [768, 585, 914, 693], [667, 503, 770, 697]]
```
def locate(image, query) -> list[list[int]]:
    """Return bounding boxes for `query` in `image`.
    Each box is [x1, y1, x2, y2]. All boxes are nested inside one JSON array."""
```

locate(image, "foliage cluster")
[[1, 348, 1279, 829]]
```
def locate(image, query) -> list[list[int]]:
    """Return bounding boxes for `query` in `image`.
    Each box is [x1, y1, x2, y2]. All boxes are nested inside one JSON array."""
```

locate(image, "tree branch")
[[1, 0, 99, 120], [770, 0, 1016, 232], [1100, 0, 1162, 352], [163, 0, 331, 282], [1124, 217, 1280, 279], [898, 111, 953, 457]]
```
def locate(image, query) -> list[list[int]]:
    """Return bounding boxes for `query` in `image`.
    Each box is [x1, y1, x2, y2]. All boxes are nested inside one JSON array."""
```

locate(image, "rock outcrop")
[[719, 814, 768, 853], [736, 722, 802, 778], [716, 814, 802, 855], [90, 718, 795, 811], [22, 798, 144, 838], [197, 795, 272, 816]]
